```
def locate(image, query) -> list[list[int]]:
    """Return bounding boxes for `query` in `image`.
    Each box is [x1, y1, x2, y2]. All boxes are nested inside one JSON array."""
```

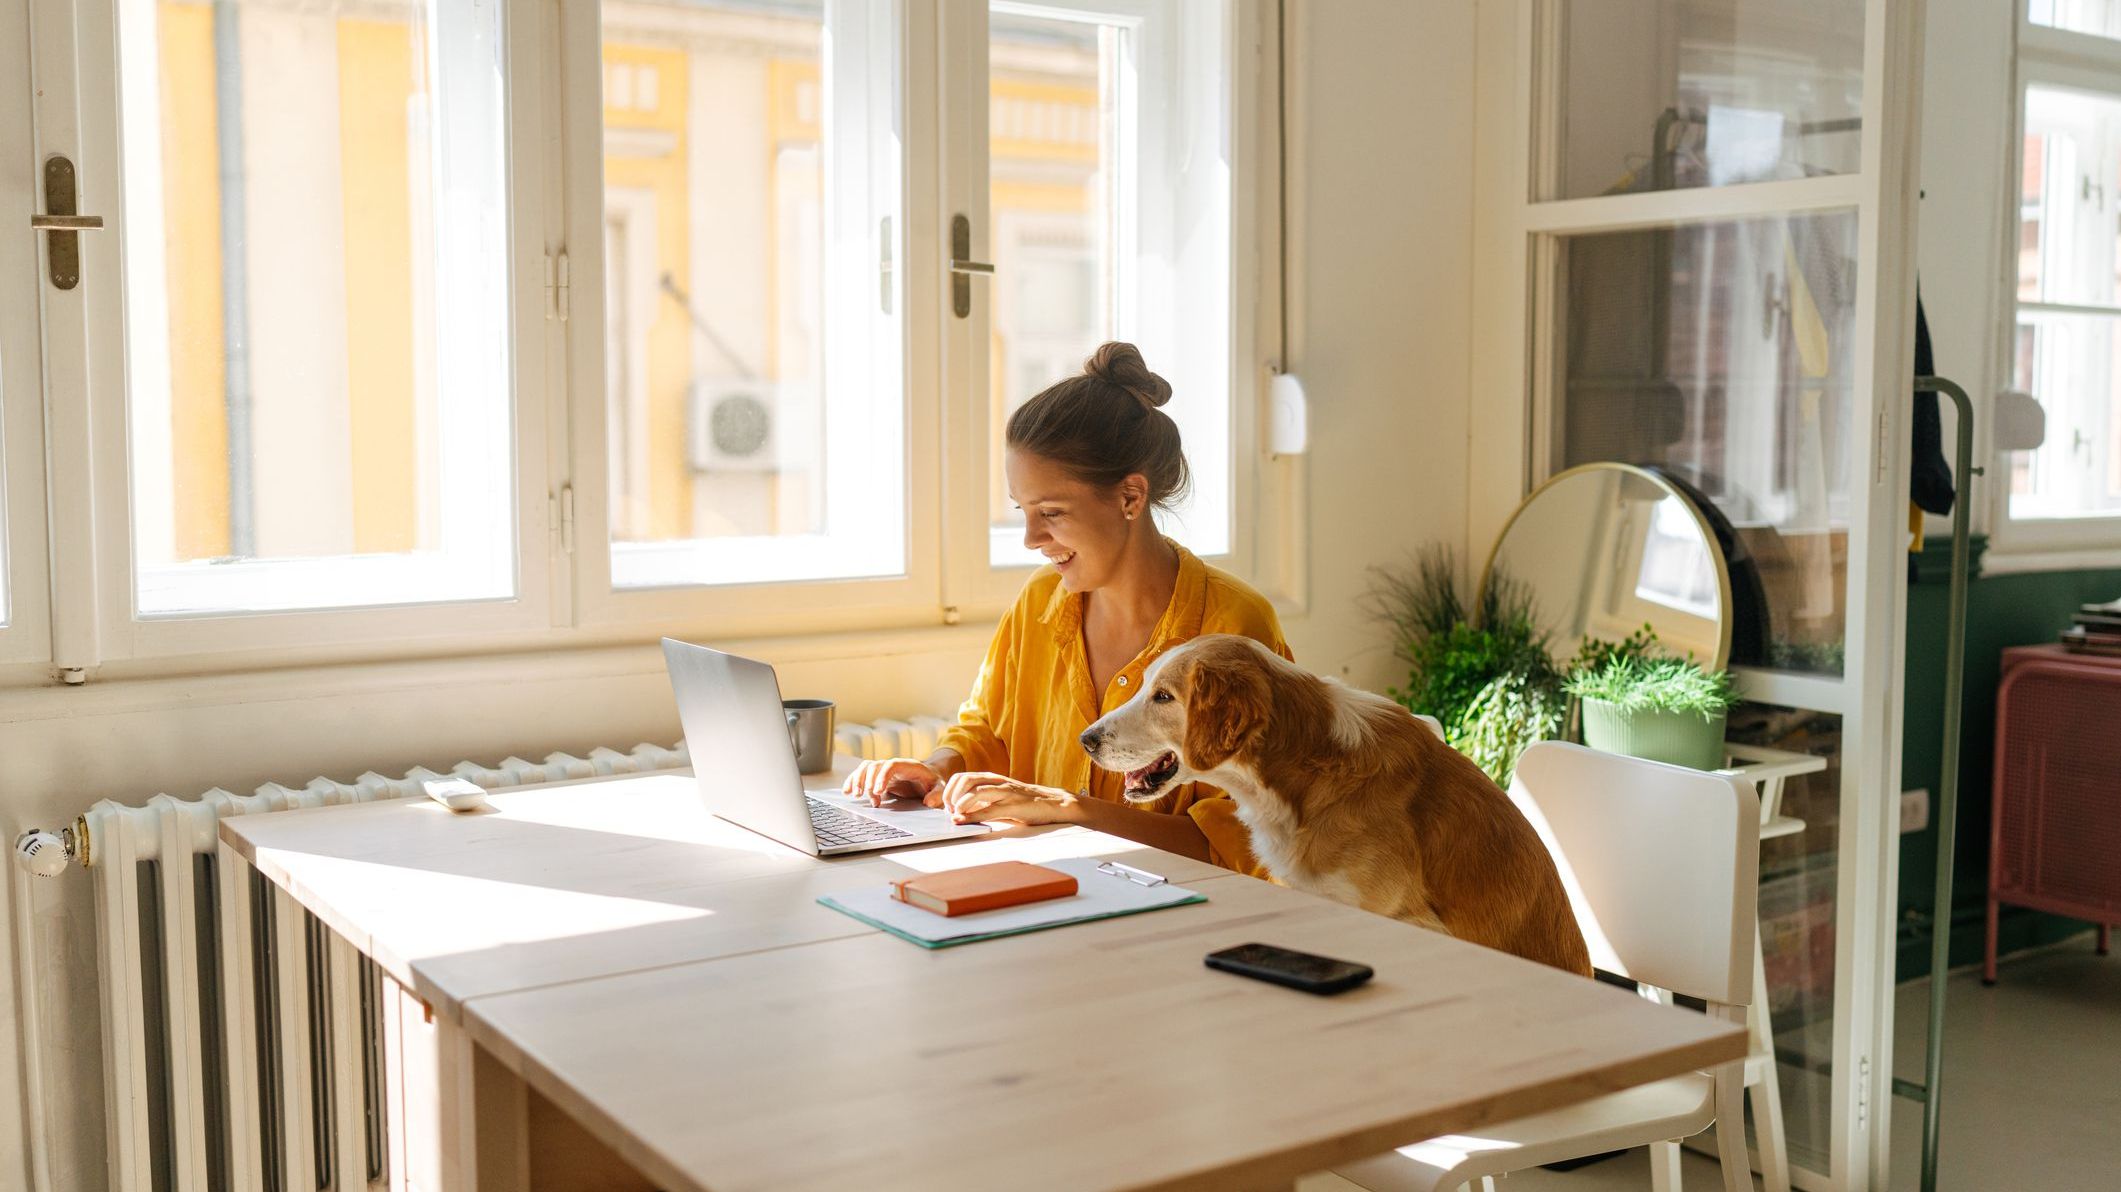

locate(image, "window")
[[2007, 11, 2121, 528], [1557, 210, 1862, 674], [1551, 0, 1865, 201], [982, 1, 1235, 569], [117, 0, 515, 615], [26, 0, 1273, 670], [2032, 0, 2121, 40], [597, 0, 905, 591]]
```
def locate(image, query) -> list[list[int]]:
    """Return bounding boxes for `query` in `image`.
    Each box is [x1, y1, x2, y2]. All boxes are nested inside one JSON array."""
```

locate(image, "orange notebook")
[[889, 861, 1078, 917]]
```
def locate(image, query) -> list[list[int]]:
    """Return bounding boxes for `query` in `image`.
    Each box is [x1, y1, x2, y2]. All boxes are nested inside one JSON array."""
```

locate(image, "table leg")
[[444, 1015, 531, 1192], [395, 978, 528, 1192]]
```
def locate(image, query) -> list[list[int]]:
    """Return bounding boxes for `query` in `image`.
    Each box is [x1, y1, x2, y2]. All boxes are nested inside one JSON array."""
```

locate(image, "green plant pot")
[[1580, 698, 1727, 771]]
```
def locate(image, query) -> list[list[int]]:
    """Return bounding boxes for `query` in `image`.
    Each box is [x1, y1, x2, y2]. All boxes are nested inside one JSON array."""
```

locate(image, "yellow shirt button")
[[1117, 675, 1129, 686]]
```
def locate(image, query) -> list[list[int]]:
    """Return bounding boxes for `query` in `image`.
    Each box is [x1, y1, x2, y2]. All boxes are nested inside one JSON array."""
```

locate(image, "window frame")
[[35, 0, 562, 668], [16, 0, 1288, 681], [943, 0, 1273, 619], [1991, 13, 2121, 564], [560, 0, 947, 639], [0, 0, 52, 667]]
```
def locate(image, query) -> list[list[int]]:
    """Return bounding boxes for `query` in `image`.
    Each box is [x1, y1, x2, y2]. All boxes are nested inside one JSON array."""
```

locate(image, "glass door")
[[1476, 1, 1924, 1188]]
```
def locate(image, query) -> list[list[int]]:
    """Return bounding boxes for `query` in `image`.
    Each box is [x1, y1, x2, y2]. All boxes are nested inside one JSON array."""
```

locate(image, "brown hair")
[[1004, 342, 1190, 510]]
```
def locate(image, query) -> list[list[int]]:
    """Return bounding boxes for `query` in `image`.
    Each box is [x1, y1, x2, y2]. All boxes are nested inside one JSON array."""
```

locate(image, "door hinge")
[[1873, 408, 1891, 484], [545, 249, 570, 322], [1856, 1054, 1871, 1129], [879, 216, 894, 315], [948, 214, 994, 319], [551, 486, 576, 555]]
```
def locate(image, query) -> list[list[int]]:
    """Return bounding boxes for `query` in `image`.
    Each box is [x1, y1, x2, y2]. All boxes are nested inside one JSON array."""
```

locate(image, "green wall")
[[1897, 536, 2121, 981]]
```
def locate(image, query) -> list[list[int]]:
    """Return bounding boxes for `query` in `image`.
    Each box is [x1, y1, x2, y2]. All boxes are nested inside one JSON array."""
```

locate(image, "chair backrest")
[[1507, 741, 1759, 1005]]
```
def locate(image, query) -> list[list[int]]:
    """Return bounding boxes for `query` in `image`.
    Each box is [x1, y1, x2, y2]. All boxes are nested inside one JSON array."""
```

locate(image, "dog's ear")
[[1181, 650, 1270, 772]]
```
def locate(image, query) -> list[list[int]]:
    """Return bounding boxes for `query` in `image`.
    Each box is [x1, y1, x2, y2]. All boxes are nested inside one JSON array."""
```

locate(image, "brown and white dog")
[[1081, 634, 1591, 977]]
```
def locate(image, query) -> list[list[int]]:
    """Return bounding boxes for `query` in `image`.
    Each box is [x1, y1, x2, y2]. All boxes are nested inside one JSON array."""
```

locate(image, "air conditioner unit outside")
[[688, 378, 780, 472]]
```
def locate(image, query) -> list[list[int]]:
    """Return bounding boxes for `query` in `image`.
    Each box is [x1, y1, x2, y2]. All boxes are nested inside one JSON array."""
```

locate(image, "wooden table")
[[220, 765, 1746, 1192]]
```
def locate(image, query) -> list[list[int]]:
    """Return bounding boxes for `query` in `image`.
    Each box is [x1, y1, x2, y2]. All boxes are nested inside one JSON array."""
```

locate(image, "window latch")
[[545, 249, 571, 322], [33, 156, 105, 290]]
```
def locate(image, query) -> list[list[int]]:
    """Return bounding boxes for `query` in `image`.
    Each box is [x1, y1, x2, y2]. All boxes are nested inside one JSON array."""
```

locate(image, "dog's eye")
[[1151, 689, 1174, 703]]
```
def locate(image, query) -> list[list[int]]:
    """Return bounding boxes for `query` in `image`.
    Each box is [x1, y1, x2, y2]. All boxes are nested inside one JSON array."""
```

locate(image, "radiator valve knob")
[[13, 828, 75, 878]]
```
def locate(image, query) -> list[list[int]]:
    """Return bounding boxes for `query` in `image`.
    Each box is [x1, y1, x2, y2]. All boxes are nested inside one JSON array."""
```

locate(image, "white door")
[[1471, 2, 1924, 1189]]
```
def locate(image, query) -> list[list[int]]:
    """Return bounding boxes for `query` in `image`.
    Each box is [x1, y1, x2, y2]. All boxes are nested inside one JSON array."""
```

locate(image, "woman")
[[843, 343, 1289, 873]]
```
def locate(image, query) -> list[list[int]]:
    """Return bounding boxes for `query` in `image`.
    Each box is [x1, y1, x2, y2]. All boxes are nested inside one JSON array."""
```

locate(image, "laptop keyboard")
[[806, 797, 917, 847]]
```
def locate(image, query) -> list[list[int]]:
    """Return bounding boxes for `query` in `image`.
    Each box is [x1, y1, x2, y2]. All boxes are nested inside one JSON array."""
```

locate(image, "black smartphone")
[[1204, 942, 1374, 995]]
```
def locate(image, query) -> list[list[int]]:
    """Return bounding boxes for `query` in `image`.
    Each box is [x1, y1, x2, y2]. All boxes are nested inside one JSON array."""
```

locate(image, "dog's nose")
[[1079, 727, 1102, 754]]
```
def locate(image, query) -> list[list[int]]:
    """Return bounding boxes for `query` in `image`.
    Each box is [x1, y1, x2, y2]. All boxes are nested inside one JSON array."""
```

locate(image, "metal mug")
[[783, 699, 836, 774]]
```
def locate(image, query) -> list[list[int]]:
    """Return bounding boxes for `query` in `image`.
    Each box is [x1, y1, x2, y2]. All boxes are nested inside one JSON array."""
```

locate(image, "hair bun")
[[1085, 341, 1173, 410]]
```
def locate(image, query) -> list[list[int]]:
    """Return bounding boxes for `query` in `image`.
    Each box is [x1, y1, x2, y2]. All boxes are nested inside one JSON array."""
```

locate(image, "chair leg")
[[1749, 926, 1792, 1192], [1648, 1140, 1682, 1192], [1714, 1069, 1754, 1192], [2099, 923, 2111, 957], [1747, 1068, 1792, 1192]]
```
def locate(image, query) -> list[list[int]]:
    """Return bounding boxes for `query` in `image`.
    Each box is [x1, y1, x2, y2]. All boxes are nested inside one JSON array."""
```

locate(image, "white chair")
[[1326, 740, 1761, 1192]]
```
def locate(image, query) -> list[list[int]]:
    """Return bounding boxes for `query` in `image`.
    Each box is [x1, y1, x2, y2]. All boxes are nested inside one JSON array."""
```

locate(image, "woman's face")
[[1005, 449, 1142, 593]]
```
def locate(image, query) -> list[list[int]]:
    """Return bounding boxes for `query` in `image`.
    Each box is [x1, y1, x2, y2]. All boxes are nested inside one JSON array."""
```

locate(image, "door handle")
[[36, 156, 103, 290]]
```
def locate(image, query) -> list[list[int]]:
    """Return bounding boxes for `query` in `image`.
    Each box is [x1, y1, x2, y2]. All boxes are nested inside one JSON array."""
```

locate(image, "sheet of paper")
[[818, 856, 1205, 947]]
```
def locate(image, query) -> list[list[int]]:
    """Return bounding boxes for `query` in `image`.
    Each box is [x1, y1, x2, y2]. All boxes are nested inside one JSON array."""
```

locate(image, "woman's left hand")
[[937, 772, 1083, 826]]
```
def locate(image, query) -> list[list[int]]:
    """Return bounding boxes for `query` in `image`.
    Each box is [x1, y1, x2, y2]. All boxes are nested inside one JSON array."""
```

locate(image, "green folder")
[[816, 857, 1206, 949]]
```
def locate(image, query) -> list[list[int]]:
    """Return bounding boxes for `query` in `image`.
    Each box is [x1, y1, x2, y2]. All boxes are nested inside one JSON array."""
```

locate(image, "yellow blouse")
[[935, 543, 1291, 876]]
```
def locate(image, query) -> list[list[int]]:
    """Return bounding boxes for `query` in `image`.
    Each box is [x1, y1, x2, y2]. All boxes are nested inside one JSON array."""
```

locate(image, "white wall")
[[0, 2, 1479, 1184], [1286, 0, 1477, 684]]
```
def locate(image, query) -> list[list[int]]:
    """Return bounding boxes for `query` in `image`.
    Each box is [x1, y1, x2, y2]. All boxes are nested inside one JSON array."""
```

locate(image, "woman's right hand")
[[843, 758, 945, 807]]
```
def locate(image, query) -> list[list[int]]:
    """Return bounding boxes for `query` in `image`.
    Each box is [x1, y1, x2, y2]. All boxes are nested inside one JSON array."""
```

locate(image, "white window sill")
[[0, 619, 1005, 712], [1979, 543, 2121, 575]]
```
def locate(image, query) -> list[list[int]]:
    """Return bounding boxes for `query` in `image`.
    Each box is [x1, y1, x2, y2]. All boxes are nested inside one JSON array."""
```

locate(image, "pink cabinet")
[[1985, 645, 2121, 982]]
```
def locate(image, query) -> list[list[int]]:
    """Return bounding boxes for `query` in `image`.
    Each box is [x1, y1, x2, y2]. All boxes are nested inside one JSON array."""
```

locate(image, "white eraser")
[[420, 778, 490, 812]]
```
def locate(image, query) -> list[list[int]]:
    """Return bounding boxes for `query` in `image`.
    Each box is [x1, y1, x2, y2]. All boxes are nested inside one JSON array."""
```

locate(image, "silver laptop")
[[661, 638, 990, 856]]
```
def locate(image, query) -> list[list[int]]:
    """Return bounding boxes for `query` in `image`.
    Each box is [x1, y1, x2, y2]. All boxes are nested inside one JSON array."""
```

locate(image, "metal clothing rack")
[[1891, 376, 1978, 1192]]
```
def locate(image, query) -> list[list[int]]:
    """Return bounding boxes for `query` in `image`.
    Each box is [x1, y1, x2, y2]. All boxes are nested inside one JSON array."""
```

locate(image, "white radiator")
[[13, 715, 947, 1192], [834, 714, 954, 762]]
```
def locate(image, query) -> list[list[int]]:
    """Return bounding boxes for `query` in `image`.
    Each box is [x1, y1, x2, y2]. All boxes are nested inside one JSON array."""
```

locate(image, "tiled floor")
[[1303, 934, 2119, 1190]]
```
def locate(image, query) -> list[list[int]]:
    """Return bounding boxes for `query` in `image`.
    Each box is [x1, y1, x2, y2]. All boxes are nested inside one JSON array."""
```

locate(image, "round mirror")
[[1479, 463, 1732, 669]]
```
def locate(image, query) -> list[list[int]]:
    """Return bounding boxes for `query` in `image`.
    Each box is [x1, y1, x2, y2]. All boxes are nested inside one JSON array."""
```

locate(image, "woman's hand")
[[937, 773, 1083, 826], [842, 758, 944, 807]]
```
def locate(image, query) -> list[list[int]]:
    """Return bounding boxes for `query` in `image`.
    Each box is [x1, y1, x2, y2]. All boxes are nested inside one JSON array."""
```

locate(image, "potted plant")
[[1367, 548, 1565, 786], [1564, 654, 1738, 771]]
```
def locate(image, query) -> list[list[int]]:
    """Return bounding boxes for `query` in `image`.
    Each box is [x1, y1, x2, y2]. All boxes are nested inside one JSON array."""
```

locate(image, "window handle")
[[949, 213, 993, 318], [35, 156, 102, 290]]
